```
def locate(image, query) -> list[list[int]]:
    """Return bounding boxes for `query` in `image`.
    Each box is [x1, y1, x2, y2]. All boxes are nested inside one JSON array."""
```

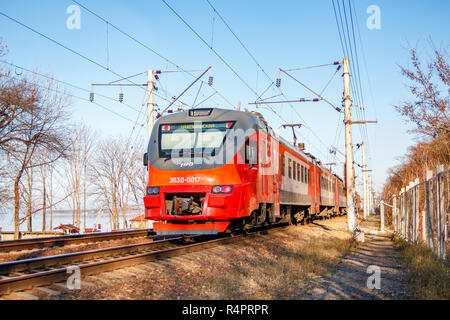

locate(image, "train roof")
[[156, 107, 343, 182], [155, 107, 262, 128]]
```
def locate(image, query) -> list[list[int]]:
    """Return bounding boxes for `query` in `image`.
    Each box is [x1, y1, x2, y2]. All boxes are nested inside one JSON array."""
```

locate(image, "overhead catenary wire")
[[204, 0, 338, 165], [161, 0, 259, 98], [0, 60, 143, 114], [72, 0, 236, 110], [3, 73, 138, 124]]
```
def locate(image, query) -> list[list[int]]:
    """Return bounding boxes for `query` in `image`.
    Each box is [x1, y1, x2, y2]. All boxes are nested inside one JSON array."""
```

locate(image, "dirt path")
[[305, 214, 409, 300]]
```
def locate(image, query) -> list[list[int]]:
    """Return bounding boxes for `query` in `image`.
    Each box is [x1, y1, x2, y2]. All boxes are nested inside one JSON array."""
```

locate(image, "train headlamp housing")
[[146, 186, 160, 195], [211, 185, 233, 194]]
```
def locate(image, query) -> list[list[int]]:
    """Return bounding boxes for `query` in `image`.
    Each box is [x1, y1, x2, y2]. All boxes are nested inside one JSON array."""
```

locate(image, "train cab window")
[[159, 121, 235, 158], [281, 154, 285, 176], [288, 159, 292, 179]]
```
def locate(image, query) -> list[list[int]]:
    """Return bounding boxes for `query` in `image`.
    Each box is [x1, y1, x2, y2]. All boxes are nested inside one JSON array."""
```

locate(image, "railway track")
[[0, 222, 288, 298], [0, 229, 155, 253]]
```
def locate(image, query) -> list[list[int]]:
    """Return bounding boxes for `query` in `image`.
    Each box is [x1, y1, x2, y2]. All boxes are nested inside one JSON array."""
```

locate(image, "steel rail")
[[0, 218, 339, 296], [0, 233, 244, 295], [0, 229, 155, 253]]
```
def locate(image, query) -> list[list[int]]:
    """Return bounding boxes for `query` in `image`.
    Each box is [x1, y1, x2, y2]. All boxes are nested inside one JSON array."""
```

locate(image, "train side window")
[[297, 164, 300, 182], [281, 154, 285, 176], [293, 162, 296, 180], [307, 169, 310, 184], [302, 166, 305, 183], [288, 159, 292, 179]]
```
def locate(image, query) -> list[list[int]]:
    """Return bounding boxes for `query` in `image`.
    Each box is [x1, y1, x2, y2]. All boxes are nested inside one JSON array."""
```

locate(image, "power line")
[[0, 11, 148, 93], [0, 60, 142, 114], [161, 0, 259, 97], [331, 0, 372, 166], [4, 73, 138, 124], [204, 0, 337, 164], [72, 0, 236, 110]]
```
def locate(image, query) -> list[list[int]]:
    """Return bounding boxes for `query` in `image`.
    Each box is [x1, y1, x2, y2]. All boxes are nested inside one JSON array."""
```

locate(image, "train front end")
[[143, 108, 259, 236]]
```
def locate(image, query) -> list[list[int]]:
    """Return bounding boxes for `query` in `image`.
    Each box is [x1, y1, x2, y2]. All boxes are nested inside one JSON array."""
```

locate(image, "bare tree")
[[396, 42, 450, 138], [382, 41, 450, 226], [1, 76, 71, 239], [125, 138, 147, 214], [65, 124, 95, 230], [89, 136, 144, 230]]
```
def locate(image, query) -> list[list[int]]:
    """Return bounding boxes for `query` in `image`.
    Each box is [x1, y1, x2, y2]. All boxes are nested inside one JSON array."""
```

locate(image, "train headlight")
[[146, 186, 160, 195], [211, 185, 233, 194]]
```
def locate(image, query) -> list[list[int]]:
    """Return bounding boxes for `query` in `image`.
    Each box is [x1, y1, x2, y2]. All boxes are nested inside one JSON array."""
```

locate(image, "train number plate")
[[169, 177, 201, 184]]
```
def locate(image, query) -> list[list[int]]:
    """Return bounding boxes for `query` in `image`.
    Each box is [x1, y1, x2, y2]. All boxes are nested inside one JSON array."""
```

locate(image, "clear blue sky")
[[0, 0, 449, 195]]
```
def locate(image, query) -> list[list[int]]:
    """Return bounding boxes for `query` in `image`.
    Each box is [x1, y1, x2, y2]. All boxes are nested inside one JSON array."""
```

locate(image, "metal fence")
[[392, 165, 449, 260]]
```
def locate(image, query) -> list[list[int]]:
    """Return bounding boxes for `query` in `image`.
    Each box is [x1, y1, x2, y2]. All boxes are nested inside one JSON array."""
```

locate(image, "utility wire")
[[0, 60, 142, 114], [161, 0, 259, 97], [204, 0, 336, 163], [72, 0, 235, 110], [4, 73, 137, 124]]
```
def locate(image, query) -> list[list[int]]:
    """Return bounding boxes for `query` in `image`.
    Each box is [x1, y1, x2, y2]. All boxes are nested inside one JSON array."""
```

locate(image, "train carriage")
[[143, 108, 346, 235]]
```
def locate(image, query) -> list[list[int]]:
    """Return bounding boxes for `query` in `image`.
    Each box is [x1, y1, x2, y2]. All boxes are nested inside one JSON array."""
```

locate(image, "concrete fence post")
[[436, 165, 444, 258], [422, 210, 426, 244], [393, 195, 397, 233], [426, 170, 433, 251], [399, 191, 403, 237]]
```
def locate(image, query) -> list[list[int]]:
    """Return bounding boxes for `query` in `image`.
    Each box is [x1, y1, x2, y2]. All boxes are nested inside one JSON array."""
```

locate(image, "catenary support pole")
[[362, 141, 368, 220], [343, 58, 355, 233], [147, 69, 154, 142]]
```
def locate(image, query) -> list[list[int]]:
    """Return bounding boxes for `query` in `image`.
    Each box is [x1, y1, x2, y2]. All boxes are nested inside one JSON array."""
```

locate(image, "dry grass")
[[201, 234, 357, 299], [393, 235, 450, 299]]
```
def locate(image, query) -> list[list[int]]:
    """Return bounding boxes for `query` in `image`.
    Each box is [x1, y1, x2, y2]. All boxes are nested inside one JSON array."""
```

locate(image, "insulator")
[[153, 85, 158, 91], [276, 78, 281, 87], [119, 93, 124, 103], [89, 92, 94, 102], [208, 76, 213, 86], [154, 74, 159, 81]]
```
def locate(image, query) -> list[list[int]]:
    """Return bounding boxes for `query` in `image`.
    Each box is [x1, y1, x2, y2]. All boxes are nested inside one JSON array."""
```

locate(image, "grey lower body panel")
[[280, 190, 312, 206], [320, 197, 335, 207], [156, 229, 219, 236]]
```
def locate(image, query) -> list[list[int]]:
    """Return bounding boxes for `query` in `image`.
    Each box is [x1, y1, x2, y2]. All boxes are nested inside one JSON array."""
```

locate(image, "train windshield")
[[159, 121, 235, 158]]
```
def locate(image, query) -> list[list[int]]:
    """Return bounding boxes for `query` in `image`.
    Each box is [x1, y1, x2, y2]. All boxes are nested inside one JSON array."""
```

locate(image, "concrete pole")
[[361, 141, 368, 220], [393, 196, 397, 233], [422, 210, 426, 244], [367, 175, 370, 216], [343, 58, 355, 233], [380, 201, 385, 233], [147, 69, 154, 142]]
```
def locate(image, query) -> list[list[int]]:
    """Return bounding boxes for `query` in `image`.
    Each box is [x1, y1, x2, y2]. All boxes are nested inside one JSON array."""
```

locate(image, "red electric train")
[[143, 108, 347, 235]]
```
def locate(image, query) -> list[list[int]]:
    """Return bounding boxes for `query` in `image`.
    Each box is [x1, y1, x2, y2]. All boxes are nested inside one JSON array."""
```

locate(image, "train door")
[[258, 130, 267, 202], [315, 168, 320, 213], [310, 164, 319, 214], [271, 136, 280, 218]]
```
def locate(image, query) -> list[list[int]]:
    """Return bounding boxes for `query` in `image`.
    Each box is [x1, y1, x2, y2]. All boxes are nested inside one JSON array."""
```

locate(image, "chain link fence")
[[392, 165, 449, 260]]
